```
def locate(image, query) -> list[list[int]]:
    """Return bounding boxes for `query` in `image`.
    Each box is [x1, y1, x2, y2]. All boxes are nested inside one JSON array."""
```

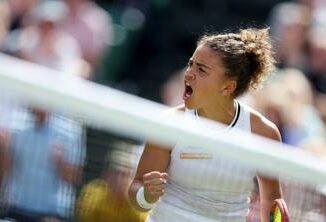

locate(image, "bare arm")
[[58, 163, 82, 186], [129, 105, 184, 211], [128, 143, 171, 212], [257, 175, 282, 222], [251, 113, 283, 222], [52, 145, 82, 186], [0, 131, 10, 185]]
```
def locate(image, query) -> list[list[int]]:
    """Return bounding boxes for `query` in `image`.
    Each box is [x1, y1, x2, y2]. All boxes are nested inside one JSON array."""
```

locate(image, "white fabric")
[[147, 101, 255, 222]]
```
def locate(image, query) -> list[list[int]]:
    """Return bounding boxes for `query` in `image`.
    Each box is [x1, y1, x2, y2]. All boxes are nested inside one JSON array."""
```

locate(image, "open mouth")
[[183, 82, 193, 100]]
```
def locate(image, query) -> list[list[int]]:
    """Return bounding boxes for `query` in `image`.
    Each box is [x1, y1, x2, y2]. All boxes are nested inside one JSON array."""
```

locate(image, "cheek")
[[198, 80, 220, 97]]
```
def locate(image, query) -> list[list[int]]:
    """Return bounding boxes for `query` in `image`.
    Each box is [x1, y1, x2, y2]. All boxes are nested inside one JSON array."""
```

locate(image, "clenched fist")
[[143, 171, 168, 203]]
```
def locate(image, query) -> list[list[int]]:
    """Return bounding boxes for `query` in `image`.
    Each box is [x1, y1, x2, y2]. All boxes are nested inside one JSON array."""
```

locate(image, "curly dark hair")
[[198, 28, 275, 97]]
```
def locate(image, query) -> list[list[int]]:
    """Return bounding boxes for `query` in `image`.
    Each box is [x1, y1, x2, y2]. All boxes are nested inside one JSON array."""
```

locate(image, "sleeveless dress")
[[146, 101, 257, 222]]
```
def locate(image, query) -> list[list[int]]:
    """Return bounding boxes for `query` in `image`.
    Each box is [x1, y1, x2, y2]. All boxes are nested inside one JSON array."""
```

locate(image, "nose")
[[184, 69, 196, 81]]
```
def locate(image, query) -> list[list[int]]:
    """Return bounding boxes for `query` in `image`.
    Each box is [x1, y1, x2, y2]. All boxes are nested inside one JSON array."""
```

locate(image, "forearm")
[[57, 162, 82, 186], [0, 156, 5, 184], [0, 150, 4, 183], [258, 176, 282, 222], [0, 142, 10, 185], [129, 143, 170, 211]]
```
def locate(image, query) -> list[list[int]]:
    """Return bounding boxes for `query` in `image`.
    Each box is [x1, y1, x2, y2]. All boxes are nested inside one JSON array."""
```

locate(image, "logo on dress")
[[180, 152, 213, 159]]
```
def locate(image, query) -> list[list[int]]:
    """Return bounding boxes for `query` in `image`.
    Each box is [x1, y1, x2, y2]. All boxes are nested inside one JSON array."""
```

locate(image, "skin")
[[0, 130, 10, 185], [129, 45, 283, 221]]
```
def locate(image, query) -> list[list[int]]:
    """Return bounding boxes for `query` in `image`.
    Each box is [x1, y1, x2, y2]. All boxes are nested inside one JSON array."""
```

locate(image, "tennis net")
[[0, 53, 325, 222]]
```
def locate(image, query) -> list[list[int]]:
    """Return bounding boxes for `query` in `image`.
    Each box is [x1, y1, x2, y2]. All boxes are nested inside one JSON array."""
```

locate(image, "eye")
[[199, 67, 206, 72], [187, 61, 193, 67]]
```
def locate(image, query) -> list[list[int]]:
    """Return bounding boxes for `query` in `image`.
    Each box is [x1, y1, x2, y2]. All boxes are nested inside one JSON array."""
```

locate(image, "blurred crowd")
[[0, 0, 143, 221], [0, 0, 113, 79], [0, 0, 325, 222]]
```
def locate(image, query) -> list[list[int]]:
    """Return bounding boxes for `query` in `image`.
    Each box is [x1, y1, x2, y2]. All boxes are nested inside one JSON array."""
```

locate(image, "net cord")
[[0, 53, 325, 187]]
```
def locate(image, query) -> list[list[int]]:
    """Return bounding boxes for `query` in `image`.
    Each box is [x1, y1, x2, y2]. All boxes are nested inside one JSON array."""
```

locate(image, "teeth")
[[185, 82, 190, 86]]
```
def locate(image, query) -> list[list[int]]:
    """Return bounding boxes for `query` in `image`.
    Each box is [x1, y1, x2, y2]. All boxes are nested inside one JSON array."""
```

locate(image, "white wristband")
[[136, 186, 155, 210]]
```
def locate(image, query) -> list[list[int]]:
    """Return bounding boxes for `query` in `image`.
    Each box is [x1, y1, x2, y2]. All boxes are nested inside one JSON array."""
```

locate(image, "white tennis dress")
[[146, 101, 256, 222]]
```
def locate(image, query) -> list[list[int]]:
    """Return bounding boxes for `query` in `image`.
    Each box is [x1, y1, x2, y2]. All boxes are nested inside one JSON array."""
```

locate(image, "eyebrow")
[[189, 59, 211, 70]]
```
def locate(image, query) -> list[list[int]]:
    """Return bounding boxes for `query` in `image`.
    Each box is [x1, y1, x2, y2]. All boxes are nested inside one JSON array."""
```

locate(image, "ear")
[[221, 80, 237, 96]]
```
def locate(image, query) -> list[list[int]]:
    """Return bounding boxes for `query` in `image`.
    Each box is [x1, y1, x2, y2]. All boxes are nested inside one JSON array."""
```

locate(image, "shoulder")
[[249, 108, 281, 142]]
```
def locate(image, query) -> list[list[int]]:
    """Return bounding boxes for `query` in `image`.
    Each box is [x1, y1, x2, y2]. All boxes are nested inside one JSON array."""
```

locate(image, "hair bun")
[[239, 28, 275, 90], [240, 28, 270, 55]]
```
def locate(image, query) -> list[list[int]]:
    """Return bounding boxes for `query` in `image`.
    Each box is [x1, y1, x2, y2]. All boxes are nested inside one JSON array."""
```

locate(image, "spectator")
[[0, 0, 10, 48], [249, 68, 325, 147], [15, 0, 90, 78], [305, 20, 326, 124], [59, 0, 113, 77], [6, 0, 38, 31], [76, 143, 148, 222], [280, 69, 325, 146], [306, 26, 326, 94], [269, 2, 310, 70], [0, 108, 84, 222]]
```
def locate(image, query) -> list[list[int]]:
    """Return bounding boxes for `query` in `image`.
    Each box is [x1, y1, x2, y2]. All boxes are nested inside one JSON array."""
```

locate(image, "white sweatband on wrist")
[[136, 186, 155, 210]]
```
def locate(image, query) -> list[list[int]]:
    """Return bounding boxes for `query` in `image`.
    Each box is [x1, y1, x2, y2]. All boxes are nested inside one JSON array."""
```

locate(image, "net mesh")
[[0, 54, 325, 222]]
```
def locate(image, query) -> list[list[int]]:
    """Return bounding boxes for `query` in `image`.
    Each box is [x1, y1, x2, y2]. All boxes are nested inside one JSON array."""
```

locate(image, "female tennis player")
[[129, 28, 287, 222]]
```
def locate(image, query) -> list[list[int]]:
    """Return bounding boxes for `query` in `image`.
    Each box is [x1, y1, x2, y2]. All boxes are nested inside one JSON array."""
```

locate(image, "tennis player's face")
[[183, 45, 229, 109]]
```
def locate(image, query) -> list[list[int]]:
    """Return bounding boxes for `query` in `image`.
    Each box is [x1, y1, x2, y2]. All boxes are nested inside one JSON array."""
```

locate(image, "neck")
[[197, 99, 237, 125]]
